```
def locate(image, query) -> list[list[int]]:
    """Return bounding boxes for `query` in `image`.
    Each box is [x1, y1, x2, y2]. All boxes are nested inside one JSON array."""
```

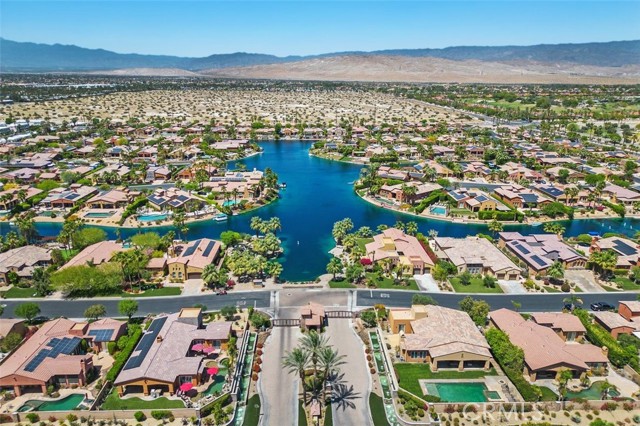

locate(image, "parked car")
[[590, 302, 615, 311]]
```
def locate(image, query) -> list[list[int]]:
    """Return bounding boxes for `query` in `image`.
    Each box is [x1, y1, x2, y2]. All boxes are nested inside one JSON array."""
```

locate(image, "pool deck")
[[418, 376, 515, 402]]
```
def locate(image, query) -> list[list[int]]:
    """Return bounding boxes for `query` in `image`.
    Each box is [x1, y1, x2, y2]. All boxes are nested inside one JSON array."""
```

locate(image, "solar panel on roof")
[[88, 329, 114, 342], [514, 242, 531, 255], [613, 240, 637, 256], [182, 240, 201, 257], [530, 255, 549, 267], [202, 241, 216, 257], [122, 316, 167, 371]]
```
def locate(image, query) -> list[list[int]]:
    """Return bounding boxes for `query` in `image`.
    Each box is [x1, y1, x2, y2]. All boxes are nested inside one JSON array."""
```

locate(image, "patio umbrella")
[[191, 343, 204, 351], [179, 383, 194, 392], [202, 346, 215, 354], [207, 367, 219, 375]]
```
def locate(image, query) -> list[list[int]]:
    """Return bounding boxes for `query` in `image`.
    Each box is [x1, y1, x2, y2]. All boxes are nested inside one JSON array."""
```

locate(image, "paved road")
[[259, 306, 301, 426], [1, 288, 637, 320], [325, 317, 372, 426], [355, 290, 636, 311], [0, 291, 272, 319]]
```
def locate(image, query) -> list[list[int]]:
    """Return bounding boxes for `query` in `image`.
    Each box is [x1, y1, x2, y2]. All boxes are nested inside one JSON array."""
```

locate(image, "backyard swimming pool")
[[423, 381, 499, 403], [430, 205, 447, 216], [566, 381, 620, 400], [138, 213, 168, 222], [18, 394, 85, 412], [84, 211, 115, 218], [204, 368, 229, 395]]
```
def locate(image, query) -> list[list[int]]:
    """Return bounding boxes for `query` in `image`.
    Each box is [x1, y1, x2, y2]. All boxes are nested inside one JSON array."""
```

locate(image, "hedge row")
[[602, 201, 626, 218], [574, 309, 638, 369], [119, 195, 150, 225], [478, 210, 524, 222], [414, 190, 449, 214], [105, 325, 143, 382], [200, 393, 231, 418]]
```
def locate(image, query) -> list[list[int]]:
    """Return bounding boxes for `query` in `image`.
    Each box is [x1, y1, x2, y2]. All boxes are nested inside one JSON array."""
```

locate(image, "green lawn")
[[101, 391, 185, 410], [329, 279, 356, 289], [539, 386, 558, 402], [242, 394, 261, 426], [298, 400, 308, 426], [356, 238, 374, 252], [369, 393, 390, 426], [394, 363, 496, 399], [324, 403, 333, 426], [543, 286, 561, 293], [450, 208, 475, 217], [613, 277, 640, 291], [450, 277, 504, 294], [1, 286, 38, 299], [365, 273, 419, 291], [121, 287, 182, 298], [61, 249, 80, 262]]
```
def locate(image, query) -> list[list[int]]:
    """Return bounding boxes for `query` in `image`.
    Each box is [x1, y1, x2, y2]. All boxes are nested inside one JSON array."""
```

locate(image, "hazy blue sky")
[[2, 1, 639, 56]]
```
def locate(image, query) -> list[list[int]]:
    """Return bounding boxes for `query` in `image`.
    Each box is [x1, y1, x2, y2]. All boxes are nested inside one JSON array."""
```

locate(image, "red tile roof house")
[[619, 301, 640, 322], [365, 228, 435, 275], [114, 308, 232, 396], [300, 302, 326, 331], [0, 318, 124, 396], [593, 311, 637, 339], [489, 309, 608, 380], [397, 305, 494, 371], [530, 313, 586, 342]]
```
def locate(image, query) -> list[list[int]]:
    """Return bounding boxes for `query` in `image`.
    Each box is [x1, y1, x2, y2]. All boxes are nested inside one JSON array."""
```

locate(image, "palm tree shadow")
[[328, 373, 361, 412]]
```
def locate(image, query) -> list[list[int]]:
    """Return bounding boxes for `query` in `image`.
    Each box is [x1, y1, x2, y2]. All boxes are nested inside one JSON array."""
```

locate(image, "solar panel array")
[[88, 329, 114, 342], [512, 241, 530, 255], [202, 241, 216, 257], [182, 240, 202, 257], [24, 337, 82, 372], [614, 240, 637, 256], [530, 255, 548, 267], [122, 316, 167, 371]]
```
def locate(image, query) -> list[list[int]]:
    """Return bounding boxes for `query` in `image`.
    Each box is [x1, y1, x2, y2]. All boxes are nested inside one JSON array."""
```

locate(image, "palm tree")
[[282, 348, 310, 402], [202, 264, 224, 289], [488, 219, 503, 237], [326, 258, 343, 280], [300, 330, 328, 375], [401, 184, 417, 205], [250, 216, 263, 237], [405, 221, 418, 236], [565, 187, 579, 205], [318, 346, 346, 386], [600, 380, 618, 400], [267, 217, 282, 235], [563, 294, 583, 311]]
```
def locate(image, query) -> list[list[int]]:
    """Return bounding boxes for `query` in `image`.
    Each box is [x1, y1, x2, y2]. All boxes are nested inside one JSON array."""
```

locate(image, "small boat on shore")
[[279, 182, 287, 189], [213, 213, 228, 222], [531, 222, 542, 227]]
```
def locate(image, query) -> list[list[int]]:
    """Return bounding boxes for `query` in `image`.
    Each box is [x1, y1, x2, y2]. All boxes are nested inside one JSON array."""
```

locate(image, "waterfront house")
[[365, 228, 435, 275], [39, 185, 98, 210], [498, 232, 587, 276], [602, 184, 640, 206], [433, 237, 520, 280], [166, 238, 222, 281], [0, 245, 52, 284], [86, 189, 131, 209], [61, 241, 127, 270], [590, 236, 640, 270]]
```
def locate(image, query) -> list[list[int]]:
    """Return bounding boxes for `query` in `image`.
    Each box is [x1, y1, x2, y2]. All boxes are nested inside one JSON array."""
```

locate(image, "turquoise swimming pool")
[[222, 200, 237, 207], [424, 382, 497, 403], [430, 206, 447, 216], [204, 368, 229, 396], [138, 213, 168, 222], [84, 211, 115, 218], [18, 394, 85, 412]]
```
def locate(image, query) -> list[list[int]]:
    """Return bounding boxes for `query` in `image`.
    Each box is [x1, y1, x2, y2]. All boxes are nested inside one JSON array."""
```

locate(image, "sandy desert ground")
[[0, 88, 477, 125], [202, 55, 640, 84]]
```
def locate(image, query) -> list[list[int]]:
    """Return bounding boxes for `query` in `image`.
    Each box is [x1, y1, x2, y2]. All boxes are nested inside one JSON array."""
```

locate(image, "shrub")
[[106, 325, 143, 382], [561, 282, 571, 292], [26, 413, 40, 424], [133, 412, 146, 422], [107, 342, 117, 355], [150, 410, 173, 420]]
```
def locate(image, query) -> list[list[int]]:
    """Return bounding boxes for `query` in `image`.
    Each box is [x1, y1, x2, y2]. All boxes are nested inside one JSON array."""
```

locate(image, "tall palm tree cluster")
[[282, 331, 346, 410]]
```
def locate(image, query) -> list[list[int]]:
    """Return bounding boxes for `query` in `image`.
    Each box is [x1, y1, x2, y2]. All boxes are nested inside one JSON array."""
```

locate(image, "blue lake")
[[4, 140, 639, 281]]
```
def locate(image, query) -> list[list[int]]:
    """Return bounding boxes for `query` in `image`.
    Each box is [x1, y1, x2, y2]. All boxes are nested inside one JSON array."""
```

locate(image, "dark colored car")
[[590, 302, 615, 311]]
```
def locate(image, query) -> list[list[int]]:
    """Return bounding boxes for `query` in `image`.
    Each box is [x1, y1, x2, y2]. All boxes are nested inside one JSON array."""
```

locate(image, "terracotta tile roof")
[[531, 313, 586, 333], [61, 241, 126, 269], [490, 309, 607, 371], [401, 305, 492, 359], [593, 311, 637, 331]]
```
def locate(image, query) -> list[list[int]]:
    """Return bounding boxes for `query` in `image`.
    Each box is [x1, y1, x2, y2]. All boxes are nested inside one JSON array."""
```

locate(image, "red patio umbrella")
[[191, 343, 204, 351], [202, 346, 215, 354], [179, 383, 194, 392], [207, 367, 219, 375]]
